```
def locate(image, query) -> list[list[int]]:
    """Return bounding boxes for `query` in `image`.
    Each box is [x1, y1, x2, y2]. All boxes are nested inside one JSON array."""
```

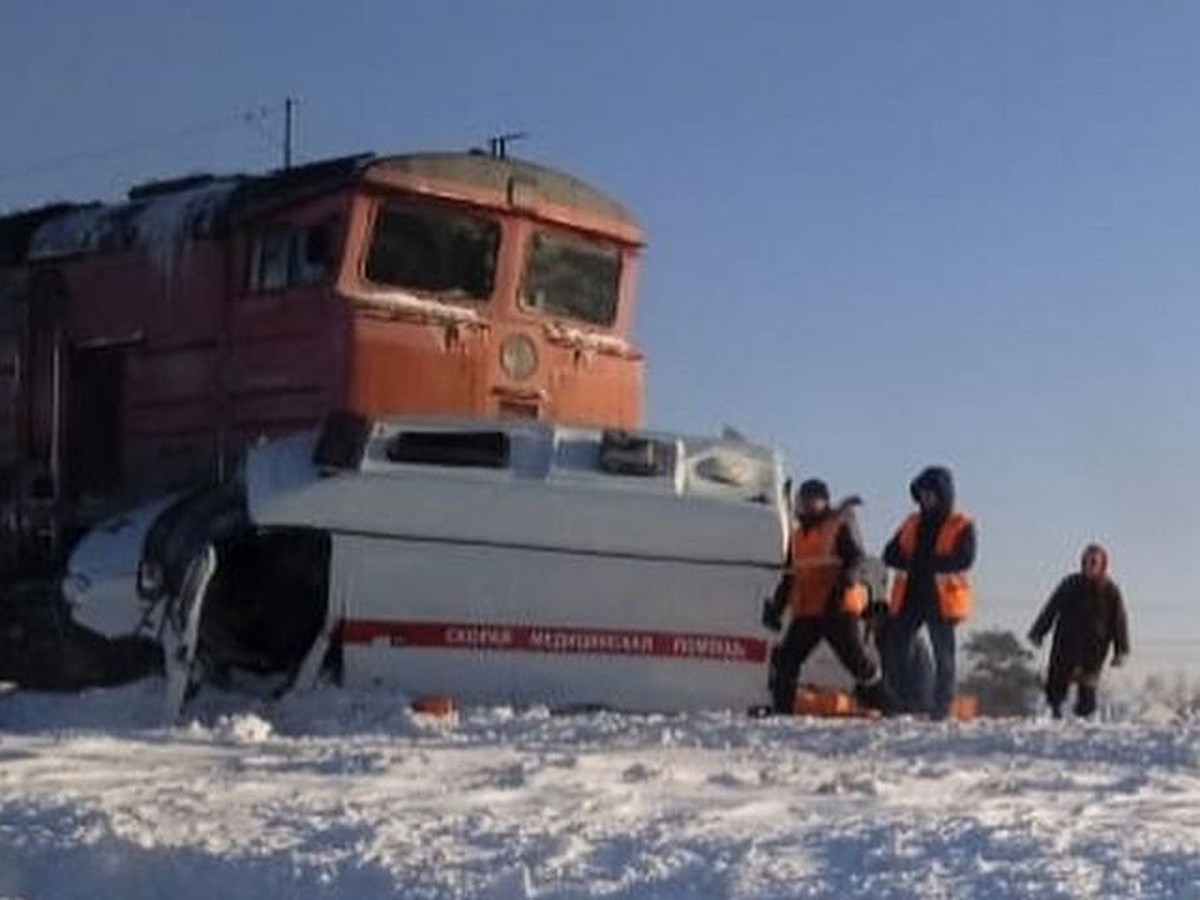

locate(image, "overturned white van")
[[125, 414, 793, 717]]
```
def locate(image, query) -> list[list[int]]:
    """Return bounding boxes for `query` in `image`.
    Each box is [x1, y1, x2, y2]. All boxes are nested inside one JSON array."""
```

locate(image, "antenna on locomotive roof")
[[283, 97, 297, 169], [487, 131, 528, 159]]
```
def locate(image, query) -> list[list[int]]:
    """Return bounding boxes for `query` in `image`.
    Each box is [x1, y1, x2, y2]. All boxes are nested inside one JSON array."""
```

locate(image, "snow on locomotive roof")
[[5, 150, 641, 263], [28, 178, 241, 261]]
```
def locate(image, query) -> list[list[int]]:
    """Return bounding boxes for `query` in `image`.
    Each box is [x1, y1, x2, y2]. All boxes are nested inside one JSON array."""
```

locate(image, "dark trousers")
[[769, 610, 880, 713], [1045, 664, 1100, 717], [885, 603, 957, 716]]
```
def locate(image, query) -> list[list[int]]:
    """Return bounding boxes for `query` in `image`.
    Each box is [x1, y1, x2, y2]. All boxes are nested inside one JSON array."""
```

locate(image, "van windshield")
[[521, 231, 621, 326], [364, 202, 498, 300]]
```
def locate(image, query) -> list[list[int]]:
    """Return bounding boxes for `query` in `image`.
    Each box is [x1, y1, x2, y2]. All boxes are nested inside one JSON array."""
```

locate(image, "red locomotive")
[[0, 150, 646, 567]]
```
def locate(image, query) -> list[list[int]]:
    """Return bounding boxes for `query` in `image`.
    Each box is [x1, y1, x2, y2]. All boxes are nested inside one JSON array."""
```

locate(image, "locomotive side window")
[[521, 231, 620, 327], [365, 203, 498, 300], [297, 223, 333, 283], [247, 222, 333, 292], [248, 227, 291, 292]]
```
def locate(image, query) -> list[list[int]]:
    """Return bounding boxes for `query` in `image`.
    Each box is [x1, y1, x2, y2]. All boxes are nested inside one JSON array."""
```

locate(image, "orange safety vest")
[[788, 516, 868, 618], [887, 512, 974, 621]]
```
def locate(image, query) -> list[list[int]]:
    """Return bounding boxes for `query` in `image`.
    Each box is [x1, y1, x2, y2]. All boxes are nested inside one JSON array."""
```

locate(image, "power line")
[[0, 104, 286, 185], [241, 107, 283, 158]]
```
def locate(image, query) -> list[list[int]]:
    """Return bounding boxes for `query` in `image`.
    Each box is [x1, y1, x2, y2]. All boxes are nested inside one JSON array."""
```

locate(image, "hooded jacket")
[[883, 467, 976, 620]]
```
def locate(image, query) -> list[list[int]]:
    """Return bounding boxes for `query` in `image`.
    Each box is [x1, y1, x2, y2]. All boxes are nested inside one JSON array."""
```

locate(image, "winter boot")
[[1074, 685, 1097, 718], [854, 677, 898, 717], [771, 681, 797, 715]]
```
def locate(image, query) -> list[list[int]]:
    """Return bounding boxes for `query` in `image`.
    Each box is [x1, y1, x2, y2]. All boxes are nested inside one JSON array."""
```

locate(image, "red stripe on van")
[[340, 620, 768, 663]]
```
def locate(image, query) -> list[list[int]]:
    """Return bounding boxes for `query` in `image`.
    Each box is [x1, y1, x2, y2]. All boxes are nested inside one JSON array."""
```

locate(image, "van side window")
[[598, 430, 670, 476], [385, 431, 510, 468]]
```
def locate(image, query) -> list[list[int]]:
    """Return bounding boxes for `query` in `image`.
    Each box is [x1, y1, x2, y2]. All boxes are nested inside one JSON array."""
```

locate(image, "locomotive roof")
[[364, 153, 639, 228], [0, 151, 641, 263]]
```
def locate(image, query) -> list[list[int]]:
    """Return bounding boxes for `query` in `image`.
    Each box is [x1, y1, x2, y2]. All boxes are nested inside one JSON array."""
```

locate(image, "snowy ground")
[[1, 681, 1198, 899]]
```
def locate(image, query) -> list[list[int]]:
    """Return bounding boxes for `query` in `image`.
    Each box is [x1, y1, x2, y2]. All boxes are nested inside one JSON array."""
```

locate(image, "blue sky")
[[3, 1, 1200, 674]]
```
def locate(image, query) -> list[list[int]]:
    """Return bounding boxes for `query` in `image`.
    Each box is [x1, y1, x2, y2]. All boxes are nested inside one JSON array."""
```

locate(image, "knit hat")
[[797, 478, 830, 502]]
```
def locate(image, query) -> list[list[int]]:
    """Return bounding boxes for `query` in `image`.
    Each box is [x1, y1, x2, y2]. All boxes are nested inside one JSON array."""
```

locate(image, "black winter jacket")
[[1029, 574, 1130, 676]]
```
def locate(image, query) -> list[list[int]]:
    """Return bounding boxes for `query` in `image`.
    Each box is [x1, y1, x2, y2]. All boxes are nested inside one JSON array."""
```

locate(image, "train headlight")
[[500, 333, 538, 381]]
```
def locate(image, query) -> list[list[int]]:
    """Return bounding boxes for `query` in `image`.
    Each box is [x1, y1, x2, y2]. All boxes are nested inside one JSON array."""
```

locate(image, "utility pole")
[[283, 97, 296, 170]]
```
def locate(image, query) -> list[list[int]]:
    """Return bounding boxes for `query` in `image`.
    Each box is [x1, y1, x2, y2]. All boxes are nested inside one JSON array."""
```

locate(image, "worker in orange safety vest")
[[763, 478, 896, 715], [882, 465, 976, 719]]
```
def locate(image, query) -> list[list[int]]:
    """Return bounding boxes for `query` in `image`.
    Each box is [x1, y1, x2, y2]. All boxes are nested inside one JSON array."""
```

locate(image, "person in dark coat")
[[1028, 543, 1129, 719], [763, 479, 895, 715], [881, 466, 976, 719]]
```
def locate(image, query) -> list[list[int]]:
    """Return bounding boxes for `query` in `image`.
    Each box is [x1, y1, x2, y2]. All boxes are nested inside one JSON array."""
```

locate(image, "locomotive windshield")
[[521, 231, 621, 326], [365, 202, 498, 300]]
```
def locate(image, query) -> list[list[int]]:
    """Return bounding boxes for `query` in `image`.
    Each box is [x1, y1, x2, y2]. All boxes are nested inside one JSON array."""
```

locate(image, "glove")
[[1111, 653, 1126, 668], [835, 495, 864, 515], [1027, 632, 1042, 649], [761, 598, 784, 633]]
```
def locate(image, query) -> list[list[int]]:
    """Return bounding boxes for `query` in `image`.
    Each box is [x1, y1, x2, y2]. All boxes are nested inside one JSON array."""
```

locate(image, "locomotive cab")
[[338, 154, 645, 428]]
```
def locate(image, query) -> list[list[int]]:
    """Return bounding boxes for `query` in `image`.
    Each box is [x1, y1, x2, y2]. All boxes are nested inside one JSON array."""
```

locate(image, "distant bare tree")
[[1137, 672, 1166, 700], [1136, 671, 1200, 718], [959, 629, 1041, 717]]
